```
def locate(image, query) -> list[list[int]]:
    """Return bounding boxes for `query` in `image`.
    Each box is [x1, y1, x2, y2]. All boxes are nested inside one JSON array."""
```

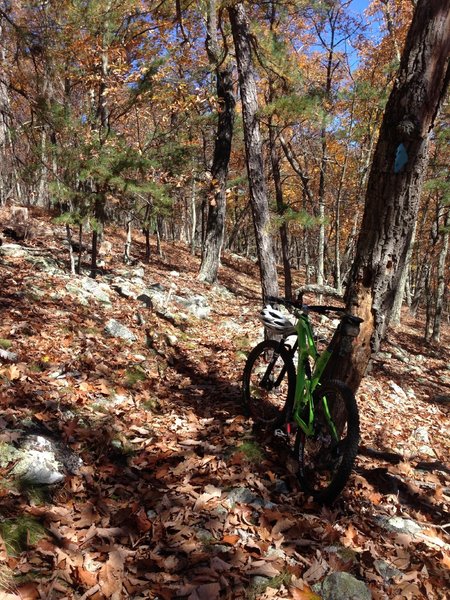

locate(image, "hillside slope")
[[0, 210, 449, 599]]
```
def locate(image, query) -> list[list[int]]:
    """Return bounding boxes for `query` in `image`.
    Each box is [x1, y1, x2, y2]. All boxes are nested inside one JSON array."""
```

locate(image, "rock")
[[418, 445, 435, 457], [213, 284, 234, 299], [224, 487, 262, 507], [375, 352, 392, 361], [379, 516, 422, 535], [66, 278, 111, 305], [273, 479, 289, 494], [165, 334, 178, 346], [374, 559, 402, 582], [251, 576, 271, 590], [138, 284, 168, 310], [174, 294, 211, 319], [92, 393, 128, 411], [131, 266, 145, 280], [0, 243, 28, 258], [388, 381, 407, 399], [0, 442, 21, 468], [325, 545, 358, 567], [13, 449, 65, 484], [104, 319, 137, 342], [27, 255, 61, 275], [411, 427, 429, 443], [0, 435, 81, 486], [81, 278, 111, 303], [21, 435, 82, 474], [0, 348, 18, 362], [112, 282, 137, 299], [317, 572, 372, 600], [406, 365, 421, 374]]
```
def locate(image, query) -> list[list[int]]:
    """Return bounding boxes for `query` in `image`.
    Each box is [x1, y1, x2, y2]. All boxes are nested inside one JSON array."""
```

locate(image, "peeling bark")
[[340, 0, 450, 391], [229, 3, 279, 301], [198, 0, 235, 283]]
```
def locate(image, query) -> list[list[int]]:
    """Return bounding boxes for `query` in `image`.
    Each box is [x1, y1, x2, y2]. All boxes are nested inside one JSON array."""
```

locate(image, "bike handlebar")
[[265, 296, 363, 322]]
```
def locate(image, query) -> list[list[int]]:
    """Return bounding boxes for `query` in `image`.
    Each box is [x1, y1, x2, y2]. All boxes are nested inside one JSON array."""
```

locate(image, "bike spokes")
[[248, 349, 289, 422], [295, 380, 359, 503]]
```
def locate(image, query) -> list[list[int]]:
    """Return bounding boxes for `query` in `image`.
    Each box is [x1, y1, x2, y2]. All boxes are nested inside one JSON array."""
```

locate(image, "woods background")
[[0, 0, 448, 343]]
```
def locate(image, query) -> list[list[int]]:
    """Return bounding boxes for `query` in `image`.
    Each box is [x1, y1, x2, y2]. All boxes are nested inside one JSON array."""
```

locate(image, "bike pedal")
[[274, 428, 287, 439]]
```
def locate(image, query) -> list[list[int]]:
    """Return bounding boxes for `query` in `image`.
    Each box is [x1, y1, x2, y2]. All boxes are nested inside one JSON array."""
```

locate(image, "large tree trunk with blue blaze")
[[334, 0, 450, 393]]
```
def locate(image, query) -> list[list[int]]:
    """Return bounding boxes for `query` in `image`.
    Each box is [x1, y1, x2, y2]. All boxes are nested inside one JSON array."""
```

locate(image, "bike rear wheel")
[[242, 340, 296, 427], [295, 379, 359, 503]]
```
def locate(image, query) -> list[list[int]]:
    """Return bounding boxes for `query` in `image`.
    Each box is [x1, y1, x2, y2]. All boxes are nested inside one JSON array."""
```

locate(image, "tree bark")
[[340, 0, 450, 392], [269, 122, 292, 299], [198, 0, 235, 283], [390, 217, 417, 325], [229, 3, 279, 302], [432, 205, 450, 342]]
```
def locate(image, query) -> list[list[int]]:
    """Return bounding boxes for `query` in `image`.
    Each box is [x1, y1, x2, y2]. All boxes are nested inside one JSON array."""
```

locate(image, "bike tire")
[[295, 379, 359, 503], [242, 339, 296, 427]]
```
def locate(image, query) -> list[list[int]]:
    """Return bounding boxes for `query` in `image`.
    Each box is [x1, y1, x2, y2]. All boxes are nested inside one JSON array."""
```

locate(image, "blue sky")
[[351, 0, 372, 12]]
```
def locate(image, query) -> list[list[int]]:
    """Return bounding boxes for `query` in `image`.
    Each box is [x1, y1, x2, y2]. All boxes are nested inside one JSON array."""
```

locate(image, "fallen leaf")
[[291, 586, 322, 600], [135, 507, 152, 533], [3, 365, 20, 381], [98, 550, 124, 598], [75, 566, 98, 587], [246, 560, 280, 577], [188, 582, 221, 600], [14, 584, 39, 600], [222, 534, 240, 545]]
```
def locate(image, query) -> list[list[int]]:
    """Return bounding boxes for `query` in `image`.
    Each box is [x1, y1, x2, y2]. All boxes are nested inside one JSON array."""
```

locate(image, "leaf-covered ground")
[[0, 211, 449, 599]]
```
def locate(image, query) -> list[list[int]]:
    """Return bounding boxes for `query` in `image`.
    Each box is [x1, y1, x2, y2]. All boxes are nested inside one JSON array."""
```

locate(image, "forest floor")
[[0, 209, 449, 600]]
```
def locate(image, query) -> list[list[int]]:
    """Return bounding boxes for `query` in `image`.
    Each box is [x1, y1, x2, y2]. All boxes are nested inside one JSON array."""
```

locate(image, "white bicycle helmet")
[[259, 305, 296, 335]]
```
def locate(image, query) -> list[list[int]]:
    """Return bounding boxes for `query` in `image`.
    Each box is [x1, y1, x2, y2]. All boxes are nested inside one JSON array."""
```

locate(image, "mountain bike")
[[242, 295, 363, 503]]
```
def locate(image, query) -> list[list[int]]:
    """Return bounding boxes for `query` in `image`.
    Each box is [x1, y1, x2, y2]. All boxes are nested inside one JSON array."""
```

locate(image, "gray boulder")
[[0, 435, 82, 486], [104, 319, 137, 342], [317, 572, 371, 600]]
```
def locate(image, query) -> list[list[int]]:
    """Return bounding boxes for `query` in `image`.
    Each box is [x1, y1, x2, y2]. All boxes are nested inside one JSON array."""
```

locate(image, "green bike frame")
[[291, 313, 337, 440]]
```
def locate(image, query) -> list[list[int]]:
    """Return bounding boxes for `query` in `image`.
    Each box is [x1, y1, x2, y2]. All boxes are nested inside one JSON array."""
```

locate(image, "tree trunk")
[[190, 175, 197, 255], [390, 217, 417, 325], [198, 0, 235, 283], [269, 122, 292, 299], [432, 206, 450, 342], [229, 3, 279, 302], [0, 15, 9, 206], [124, 217, 132, 264], [77, 223, 83, 274], [90, 194, 106, 278], [65, 224, 76, 276], [339, 0, 450, 392]]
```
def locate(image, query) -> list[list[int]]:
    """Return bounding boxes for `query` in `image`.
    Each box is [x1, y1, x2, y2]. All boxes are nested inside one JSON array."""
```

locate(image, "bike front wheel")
[[295, 379, 359, 503], [242, 340, 296, 427]]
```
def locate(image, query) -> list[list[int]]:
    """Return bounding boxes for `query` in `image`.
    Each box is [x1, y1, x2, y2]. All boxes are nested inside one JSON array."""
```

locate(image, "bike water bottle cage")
[[259, 305, 297, 335]]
